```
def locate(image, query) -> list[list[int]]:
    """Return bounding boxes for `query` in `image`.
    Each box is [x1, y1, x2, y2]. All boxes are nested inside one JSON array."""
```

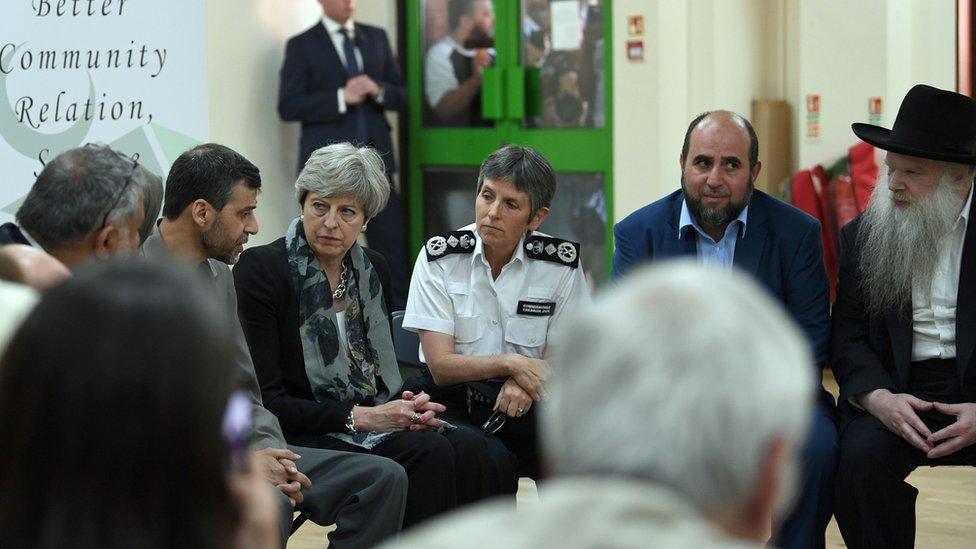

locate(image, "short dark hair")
[[0, 260, 237, 547], [449, 0, 477, 29], [476, 145, 556, 218], [16, 144, 142, 249], [162, 143, 261, 220], [680, 111, 760, 171]]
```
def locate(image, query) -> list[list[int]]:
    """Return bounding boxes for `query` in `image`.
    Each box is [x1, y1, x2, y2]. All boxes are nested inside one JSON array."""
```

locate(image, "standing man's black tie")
[[339, 28, 369, 144]]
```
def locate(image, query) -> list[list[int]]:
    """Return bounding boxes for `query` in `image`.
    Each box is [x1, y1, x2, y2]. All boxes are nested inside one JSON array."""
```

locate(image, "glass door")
[[407, 0, 612, 286]]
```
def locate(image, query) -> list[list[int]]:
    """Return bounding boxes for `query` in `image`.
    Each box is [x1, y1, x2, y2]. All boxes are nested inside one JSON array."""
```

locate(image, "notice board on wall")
[[0, 0, 209, 223]]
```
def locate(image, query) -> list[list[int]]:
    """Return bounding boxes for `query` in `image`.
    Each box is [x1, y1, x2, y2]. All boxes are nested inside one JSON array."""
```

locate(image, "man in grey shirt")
[[143, 143, 406, 547]]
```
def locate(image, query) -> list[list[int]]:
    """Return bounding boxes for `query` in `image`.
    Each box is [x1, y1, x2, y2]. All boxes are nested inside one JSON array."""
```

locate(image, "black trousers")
[[835, 359, 976, 548], [301, 425, 516, 529], [460, 403, 542, 480]]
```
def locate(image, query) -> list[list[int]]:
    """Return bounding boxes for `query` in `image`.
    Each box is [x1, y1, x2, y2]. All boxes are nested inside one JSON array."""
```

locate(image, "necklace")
[[332, 259, 350, 300]]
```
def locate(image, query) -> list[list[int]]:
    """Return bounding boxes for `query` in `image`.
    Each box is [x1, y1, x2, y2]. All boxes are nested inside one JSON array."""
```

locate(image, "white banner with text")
[[0, 0, 209, 222]]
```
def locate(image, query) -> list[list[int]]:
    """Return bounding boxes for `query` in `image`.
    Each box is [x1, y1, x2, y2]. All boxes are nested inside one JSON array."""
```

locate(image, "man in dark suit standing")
[[832, 85, 976, 549], [613, 110, 838, 549], [279, 0, 409, 308]]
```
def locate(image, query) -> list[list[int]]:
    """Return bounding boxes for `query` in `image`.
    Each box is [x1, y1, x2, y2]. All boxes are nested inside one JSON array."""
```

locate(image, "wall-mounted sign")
[[628, 15, 644, 36], [806, 94, 821, 141], [626, 40, 644, 61], [868, 97, 882, 125]]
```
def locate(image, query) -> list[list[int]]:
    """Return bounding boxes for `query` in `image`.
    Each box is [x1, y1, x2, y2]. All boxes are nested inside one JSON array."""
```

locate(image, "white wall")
[[205, 0, 400, 246], [785, 0, 955, 170]]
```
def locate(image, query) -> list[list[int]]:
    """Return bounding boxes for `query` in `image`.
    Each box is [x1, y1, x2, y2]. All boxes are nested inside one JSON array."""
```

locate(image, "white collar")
[[17, 226, 44, 250], [958, 183, 973, 226], [322, 15, 354, 36]]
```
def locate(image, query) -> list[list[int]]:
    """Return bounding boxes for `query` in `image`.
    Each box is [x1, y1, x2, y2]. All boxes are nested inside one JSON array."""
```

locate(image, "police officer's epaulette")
[[425, 230, 476, 262], [524, 235, 580, 268]]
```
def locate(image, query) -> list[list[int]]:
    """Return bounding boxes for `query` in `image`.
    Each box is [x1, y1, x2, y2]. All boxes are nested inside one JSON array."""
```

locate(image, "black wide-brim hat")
[[852, 84, 976, 164]]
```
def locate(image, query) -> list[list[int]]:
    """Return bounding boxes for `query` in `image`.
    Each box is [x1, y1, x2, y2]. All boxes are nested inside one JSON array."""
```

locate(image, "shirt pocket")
[[447, 282, 470, 312], [505, 316, 548, 351], [526, 286, 553, 301], [454, 315, 483, 344]]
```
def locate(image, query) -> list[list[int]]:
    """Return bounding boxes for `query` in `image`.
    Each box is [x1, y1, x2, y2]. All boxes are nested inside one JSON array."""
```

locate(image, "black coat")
[[233, 237, 393, 442], [0, 223, 29, 245], [831, 214, 976, 426], [278, 21, 406, 173]]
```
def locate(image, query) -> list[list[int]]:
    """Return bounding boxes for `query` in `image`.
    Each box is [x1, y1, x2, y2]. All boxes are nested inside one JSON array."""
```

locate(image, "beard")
[[201, 218, 247, 265], [856, 171, 965, 316], [464, 24, 494, 49], [681, 176, 754, 232]]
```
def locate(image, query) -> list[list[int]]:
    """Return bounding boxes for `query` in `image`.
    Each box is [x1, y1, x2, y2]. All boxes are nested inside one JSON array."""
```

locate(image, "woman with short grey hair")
[[234, 143, 503, 529], [294, 142, 390, 220]]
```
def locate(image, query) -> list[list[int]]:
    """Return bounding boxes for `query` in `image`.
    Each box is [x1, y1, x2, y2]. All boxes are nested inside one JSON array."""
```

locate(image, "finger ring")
[[517, 407, 524, 416], [410, 412, 422, 424]]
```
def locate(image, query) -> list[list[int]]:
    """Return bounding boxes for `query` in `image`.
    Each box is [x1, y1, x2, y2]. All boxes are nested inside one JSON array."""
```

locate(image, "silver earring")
[[300, 214, 305, 220], [361, 224, 368, 232]]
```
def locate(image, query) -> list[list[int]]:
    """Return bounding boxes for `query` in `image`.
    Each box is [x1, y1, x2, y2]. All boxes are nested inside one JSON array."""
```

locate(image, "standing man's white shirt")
[[403, 223, 589, 362]]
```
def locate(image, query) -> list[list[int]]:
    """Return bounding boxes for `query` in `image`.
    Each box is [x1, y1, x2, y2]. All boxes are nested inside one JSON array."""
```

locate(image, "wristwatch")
[[345, 408, 357, 435]]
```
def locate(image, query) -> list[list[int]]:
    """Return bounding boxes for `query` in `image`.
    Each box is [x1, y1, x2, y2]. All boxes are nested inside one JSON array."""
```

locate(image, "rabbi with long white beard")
[[832, 84, 976, 549]]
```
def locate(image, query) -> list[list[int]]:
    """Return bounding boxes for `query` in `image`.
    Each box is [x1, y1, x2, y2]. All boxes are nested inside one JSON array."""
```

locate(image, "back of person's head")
[[0, 260, 237, 548], [16, 144, 143, 250], [162, 143, 261, 220], [544, 263, 812, 526], [135, 166, 165, 243], [476, 144, 556, 219]]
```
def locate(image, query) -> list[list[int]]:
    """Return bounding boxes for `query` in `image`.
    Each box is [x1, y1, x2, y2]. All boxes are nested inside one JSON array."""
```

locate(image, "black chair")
[[391, 309, 423, 373], [391, 310, 467, 408]]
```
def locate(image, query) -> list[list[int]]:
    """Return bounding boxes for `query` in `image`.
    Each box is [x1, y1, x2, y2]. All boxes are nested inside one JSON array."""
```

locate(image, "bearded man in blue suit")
[[613, 110, 837, 549]]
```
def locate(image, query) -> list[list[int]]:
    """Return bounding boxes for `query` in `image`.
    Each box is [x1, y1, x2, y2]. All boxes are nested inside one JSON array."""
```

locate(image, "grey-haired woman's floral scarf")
[[286, 218, 401, 449]]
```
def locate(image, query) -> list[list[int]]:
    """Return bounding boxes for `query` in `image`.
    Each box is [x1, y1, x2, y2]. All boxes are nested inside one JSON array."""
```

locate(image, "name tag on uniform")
[[517, 300, 556, 316]]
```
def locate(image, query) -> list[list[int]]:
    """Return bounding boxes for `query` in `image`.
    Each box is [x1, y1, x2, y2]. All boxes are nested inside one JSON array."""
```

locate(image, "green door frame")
[[405, 0, 614, 273]]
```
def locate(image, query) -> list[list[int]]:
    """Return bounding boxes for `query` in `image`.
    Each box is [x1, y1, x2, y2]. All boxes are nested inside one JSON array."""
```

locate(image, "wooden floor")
[[290, 371, 976, 548]]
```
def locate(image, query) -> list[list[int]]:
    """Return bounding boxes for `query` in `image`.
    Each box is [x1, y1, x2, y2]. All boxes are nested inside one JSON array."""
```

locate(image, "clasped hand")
[[503, 354, 550, 401], [354, 391, 447, 433], [494, 377, 533, 418], [342, 74, 380, 105], [862, 389, 976, 458], [254, 447, 311, 507]]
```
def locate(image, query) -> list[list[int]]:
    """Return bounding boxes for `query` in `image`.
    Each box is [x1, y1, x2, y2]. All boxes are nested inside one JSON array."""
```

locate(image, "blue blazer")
[[278, 22, 406, 174], [613, 189, 831, 367]]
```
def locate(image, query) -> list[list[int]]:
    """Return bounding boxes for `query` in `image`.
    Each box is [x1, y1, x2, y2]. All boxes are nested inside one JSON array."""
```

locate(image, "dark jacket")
[[831, 215, 976, 425], [613, 189, 832, 368], [0, 223, 29, 246], [233, 237, 394, 442], [278, 21, 406, 173]]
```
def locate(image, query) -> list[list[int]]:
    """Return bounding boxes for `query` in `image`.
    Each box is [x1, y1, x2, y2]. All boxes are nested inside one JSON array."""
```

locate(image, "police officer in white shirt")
[[403, 145, 590, 485]]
